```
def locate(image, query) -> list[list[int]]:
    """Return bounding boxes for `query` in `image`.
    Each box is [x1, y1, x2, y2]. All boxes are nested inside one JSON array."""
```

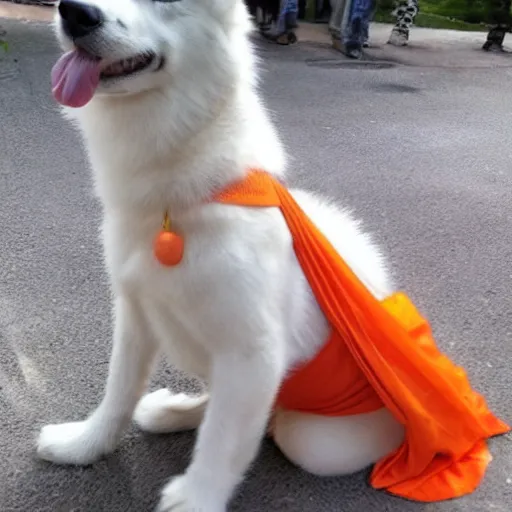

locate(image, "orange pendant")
[[154, 230, 184, 266]]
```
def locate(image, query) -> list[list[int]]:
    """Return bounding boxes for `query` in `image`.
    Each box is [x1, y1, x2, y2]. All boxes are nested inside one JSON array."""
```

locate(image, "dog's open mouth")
[[51, 48, 161, 109], [100, 53, 156, 80]]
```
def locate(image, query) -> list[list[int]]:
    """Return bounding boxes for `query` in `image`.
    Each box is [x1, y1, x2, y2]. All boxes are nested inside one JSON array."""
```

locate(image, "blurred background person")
[[388, 0, 419, 46], [249, 0, 299, 44], [329, 0, 376, 58], [483, 0, 512, 51]]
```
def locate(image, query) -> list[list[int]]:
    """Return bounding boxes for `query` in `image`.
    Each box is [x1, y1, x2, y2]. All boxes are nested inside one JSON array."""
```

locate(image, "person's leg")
[[315, 0, 331, 22], [277, 0, 287, 34], [286, 0, 299, 28], [343, 0, 363, 59], [274, 0, 291, 44], [483, 25, 506, 50], [362, 0, 376, 48], [483, 0, 512, 51], [264, 0, 298, 45], [344, 0, 374, 59], [329, 0, 348, 48], [388, 0, 419, 47], [285, 0, 299, 43], [260, 1, 286, 43], [255, 3, 271, 35]]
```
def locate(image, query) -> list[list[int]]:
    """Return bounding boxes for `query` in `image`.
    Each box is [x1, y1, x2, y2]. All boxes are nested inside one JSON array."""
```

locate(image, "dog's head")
[[51, 0, 252, 108]]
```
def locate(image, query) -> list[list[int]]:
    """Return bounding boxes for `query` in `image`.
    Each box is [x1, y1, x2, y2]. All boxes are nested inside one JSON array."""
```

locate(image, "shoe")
[[332, 39, 362, 58], [388, 28, 409, 47], [345, 46, 363, 59], [482, 40, 504, 52], [287, 31, 298, 45], [275, 33, 290, 45]]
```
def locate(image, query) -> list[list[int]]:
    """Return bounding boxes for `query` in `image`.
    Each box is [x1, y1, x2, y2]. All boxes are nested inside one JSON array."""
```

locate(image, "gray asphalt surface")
[[1, 17, 512, 512]]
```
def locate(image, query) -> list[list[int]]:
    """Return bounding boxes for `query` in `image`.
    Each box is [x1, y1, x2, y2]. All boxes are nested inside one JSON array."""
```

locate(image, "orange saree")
[[212, 170, 510, 503]]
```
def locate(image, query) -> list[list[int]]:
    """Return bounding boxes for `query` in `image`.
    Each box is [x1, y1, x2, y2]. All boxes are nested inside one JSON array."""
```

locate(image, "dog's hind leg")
[[272, 408, 404, 476], [133, 389, 208, 433]]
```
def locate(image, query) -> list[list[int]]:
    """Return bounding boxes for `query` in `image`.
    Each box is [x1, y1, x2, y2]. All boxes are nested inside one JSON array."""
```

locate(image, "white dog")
[[38, 1, 404, 510]]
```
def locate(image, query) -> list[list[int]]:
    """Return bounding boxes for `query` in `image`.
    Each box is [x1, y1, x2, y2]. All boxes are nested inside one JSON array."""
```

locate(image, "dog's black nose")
[[59, 0, 103, 39]]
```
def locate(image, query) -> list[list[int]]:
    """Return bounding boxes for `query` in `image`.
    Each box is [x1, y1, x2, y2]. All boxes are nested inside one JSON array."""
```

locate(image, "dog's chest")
[[102, 204, 327, 372], [103, 214, 237, 368], [104, 205, 289, 330], [107, 221, 221, 311]]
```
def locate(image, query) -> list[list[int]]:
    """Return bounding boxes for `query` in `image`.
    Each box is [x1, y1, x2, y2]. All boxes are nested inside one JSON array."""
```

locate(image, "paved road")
[[1, 16, 511, 512]]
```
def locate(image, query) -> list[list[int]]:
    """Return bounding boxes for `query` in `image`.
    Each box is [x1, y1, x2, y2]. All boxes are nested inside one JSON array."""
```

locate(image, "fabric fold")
[[214, 170, 509, 502]]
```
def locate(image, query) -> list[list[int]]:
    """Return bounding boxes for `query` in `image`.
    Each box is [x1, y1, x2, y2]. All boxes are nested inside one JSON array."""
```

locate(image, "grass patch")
[[374, 11, 486, 32], [376, 0, 492, 31], [420, 0, 487, 24]]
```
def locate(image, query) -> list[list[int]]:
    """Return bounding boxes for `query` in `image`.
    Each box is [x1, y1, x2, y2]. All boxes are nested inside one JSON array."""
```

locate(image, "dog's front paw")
[[156, 475, 225, 512], [37, 421, 111, 466]]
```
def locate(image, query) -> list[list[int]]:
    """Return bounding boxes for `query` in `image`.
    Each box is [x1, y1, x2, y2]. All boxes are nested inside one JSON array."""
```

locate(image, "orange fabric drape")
[[214, 170, 510, 502]]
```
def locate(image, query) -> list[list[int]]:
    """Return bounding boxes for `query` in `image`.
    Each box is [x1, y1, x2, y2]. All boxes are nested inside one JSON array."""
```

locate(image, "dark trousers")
[[484, 0, 512, 49]]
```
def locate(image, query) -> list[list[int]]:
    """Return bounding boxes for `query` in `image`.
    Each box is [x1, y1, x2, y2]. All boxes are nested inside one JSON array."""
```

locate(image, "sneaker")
[[388, 28, 409, 47], [482, 41, 505, 52], [332, 39, 362, 58], [345, 44, 362, 59], [276, 34, 288, 45], [287, 31, 297, 44]]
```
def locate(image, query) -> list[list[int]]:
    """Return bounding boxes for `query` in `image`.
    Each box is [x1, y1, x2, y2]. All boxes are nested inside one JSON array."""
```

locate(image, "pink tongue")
[[51, 50, 101, 108]]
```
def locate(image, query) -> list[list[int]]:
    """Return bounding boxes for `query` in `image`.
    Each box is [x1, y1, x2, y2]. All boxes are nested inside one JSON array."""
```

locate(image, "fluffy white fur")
[[37, 1, 404, 510]]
